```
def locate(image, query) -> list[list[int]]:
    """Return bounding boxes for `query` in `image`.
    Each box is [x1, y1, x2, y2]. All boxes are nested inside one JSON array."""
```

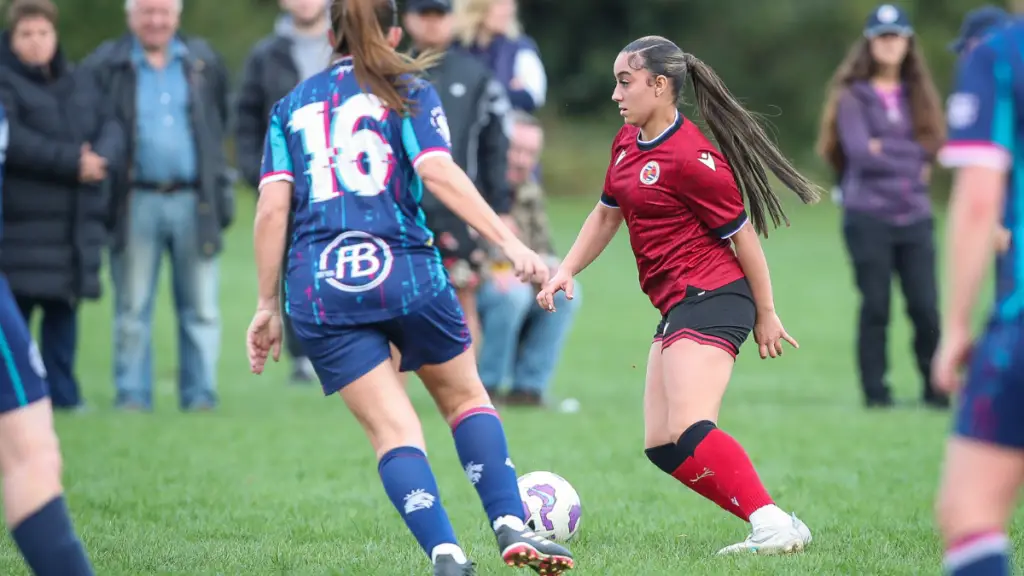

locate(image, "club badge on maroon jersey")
[[640, 161, 660, 185]]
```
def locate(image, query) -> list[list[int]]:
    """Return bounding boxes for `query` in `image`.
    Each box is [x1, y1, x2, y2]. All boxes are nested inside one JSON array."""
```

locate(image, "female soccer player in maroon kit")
[[537, 36, 821, 555]]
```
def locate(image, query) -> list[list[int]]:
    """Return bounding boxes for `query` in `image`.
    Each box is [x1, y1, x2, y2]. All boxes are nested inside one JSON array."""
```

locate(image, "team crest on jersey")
[[316, 231, 394, 293], [639, 160, 660, 185], [430, 106, 452, 148]]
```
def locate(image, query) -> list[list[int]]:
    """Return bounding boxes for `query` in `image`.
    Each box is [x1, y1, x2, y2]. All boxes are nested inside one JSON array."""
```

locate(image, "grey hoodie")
[[274, 14, 331, 82]]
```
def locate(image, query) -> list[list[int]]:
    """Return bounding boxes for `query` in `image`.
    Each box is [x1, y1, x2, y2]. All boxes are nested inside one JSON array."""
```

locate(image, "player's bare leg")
[[454, 289, 481, 359], [936, 438, 1023, 574], [339, 361, 468, 574], [419, 350, 574, 574], [0, 399, 93, 575], [658, 340, 809, 555], [389, 344, 408, 388]]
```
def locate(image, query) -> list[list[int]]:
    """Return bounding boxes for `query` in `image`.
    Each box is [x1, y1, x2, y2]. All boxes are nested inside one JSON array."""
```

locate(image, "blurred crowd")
[[0, 0, 1013, 413], [0, 0, 579, 413]]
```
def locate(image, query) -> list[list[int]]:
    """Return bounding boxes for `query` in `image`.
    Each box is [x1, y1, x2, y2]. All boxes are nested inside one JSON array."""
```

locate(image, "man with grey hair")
[[476, 111, 580, 406], [83, 0, 233, 412]]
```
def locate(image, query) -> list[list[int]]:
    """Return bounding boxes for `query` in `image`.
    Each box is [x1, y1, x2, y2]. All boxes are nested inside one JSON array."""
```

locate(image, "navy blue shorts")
[[0, 276, 48, 412], [955, 320, 1024, 449], [291, 288, 472, 396]]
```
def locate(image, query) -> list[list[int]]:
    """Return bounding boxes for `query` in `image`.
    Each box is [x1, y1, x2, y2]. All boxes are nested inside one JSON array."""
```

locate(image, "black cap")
[[949, 6, 1009, 54], [864, 4, 913, 38], [405, 0, 452, 13]]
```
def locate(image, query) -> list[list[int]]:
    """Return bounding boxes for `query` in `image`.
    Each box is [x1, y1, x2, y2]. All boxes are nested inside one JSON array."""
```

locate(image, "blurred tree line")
[[39, 0, 1012, 177]]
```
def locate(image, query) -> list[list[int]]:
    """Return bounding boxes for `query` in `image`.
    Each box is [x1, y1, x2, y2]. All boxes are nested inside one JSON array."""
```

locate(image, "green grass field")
[[1, 192, 1019, 575]]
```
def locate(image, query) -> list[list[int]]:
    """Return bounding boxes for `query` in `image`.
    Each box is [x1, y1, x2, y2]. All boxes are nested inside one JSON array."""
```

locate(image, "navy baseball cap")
[[404, 0, 452, 13], [864, 4, 914, 38], [948, 6, 1009, 54]]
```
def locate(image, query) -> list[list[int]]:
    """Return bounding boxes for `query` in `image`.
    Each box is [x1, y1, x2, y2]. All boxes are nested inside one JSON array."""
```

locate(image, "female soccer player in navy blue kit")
[[246, 1, 573, 574], [538, 36, 820, 555], [933, 11, 1024, 576], [0, 105, 93, 575]]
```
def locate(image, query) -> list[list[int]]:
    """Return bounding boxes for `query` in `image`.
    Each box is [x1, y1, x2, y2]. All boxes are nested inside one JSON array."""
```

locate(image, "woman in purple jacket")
[[816, 4, 947, 409]]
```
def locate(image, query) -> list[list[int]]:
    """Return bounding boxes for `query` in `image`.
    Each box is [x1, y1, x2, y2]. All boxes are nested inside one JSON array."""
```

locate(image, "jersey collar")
[[636, 111, 683, 151]]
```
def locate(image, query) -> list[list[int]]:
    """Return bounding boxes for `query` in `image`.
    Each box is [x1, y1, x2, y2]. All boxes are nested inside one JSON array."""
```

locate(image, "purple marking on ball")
[[568, 503, 581, 534], [527, 484, 557, 532], [521, 499, 531, 521]]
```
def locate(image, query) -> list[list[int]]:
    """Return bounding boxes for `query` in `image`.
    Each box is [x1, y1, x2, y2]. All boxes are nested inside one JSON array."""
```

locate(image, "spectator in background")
[[816, 4, 947, 409], [84, 0, 232, 412], [949, 5, 1009, 57], [0, 0, 124, 412], [235, 0, 331, 384], [477, 112, 578, 406], [453, 0, 546, 113], [401, 0, 513, 362]]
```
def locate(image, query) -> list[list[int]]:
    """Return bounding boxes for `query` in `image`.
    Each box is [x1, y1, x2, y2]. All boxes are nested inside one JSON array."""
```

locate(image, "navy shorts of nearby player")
[[291, 287, 472, 396], [652, 279, 756, 358], [954, 321, 1024, 448], [0, 275, 48, 412]]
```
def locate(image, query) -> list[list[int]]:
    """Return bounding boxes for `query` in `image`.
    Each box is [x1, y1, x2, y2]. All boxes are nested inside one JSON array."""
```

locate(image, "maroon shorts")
[[652, 279, 755, 357]]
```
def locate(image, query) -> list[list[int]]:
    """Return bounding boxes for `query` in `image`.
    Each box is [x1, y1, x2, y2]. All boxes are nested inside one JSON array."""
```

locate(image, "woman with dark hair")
[[0, 0, 124, 412], [247, 0, 573, 574], [816, 4, 947, 409], [538, 35, 819, 555]]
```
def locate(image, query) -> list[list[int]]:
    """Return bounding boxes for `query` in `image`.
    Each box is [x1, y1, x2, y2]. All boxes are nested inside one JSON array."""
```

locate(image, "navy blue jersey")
[[260, 57, 455, 325], [0, 104, 6, 233], [939, 21, 1024, 321]]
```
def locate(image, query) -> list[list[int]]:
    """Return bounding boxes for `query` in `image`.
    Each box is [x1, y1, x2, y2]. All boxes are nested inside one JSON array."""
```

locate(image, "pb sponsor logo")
[[316, 231, 394, 293]]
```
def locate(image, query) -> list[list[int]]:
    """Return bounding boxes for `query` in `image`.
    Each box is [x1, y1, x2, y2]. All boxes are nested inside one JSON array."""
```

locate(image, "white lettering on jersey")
[[316, 231, 394, 293], [698, 151, 716, 171], [289, 94, 395, 203], [946, 93, 979, 130]]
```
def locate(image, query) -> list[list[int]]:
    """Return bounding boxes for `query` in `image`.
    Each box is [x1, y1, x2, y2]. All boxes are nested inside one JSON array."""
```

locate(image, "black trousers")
[[15, 297, 81, 408], [842, 212, 941, 402]]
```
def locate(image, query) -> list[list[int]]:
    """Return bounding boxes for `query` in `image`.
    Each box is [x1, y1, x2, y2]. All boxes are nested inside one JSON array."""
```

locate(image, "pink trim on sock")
[[450, 405, 499, 430], [944, 531, 1009, 571]]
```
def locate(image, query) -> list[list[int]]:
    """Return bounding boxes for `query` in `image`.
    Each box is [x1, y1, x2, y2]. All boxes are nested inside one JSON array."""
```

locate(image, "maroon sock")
[[668, 454, 747, 520]]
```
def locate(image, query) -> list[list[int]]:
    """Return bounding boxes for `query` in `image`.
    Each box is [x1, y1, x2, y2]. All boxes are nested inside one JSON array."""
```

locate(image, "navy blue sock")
[[944, 532, 1010, 576], [378, 446, 460, 561], [451, 406, 524, 526], [11, 496, 94, 576]]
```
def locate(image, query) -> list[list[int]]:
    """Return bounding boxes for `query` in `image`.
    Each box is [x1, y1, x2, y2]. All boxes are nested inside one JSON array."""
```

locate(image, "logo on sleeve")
[[698, 151, 716, 171], [639, 160, 660, 185], [946, 93, 978, 129], [430, 106, 452, 147], [615, 149, 626, 165]]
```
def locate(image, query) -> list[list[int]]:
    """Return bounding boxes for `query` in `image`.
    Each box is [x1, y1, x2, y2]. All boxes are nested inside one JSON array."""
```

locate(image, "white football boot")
[[716, 512, 812, 555]]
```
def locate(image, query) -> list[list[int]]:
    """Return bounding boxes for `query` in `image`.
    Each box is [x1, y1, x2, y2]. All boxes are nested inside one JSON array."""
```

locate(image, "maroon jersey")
[[600, 113, 747, 315]]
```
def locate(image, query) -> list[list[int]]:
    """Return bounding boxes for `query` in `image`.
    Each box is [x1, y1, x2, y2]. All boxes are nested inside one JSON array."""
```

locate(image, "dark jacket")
[[81, 33, 234, 255], [836, 81, 932, 226], [234, 28, 302, 188], [0, 34, 125, 302], [420, 48, 512, 215]]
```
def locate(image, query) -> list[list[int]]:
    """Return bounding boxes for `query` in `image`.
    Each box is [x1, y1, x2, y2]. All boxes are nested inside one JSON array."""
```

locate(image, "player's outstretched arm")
[[559, 203, 623, 276], [417, 155, 547, 283]]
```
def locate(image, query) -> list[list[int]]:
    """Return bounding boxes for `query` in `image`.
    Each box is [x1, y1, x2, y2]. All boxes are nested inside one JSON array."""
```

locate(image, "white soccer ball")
[[517, 471, 582, 542]]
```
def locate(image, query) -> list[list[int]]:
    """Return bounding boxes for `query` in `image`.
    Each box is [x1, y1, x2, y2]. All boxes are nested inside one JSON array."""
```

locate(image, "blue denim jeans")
[[110, 190, 220, 410], [476, 277, 581, 395]]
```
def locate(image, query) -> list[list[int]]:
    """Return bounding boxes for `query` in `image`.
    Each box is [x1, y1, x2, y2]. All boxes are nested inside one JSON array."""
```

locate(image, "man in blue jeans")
[[477, 112, 580, 406], [84, 0, 233, 411]]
